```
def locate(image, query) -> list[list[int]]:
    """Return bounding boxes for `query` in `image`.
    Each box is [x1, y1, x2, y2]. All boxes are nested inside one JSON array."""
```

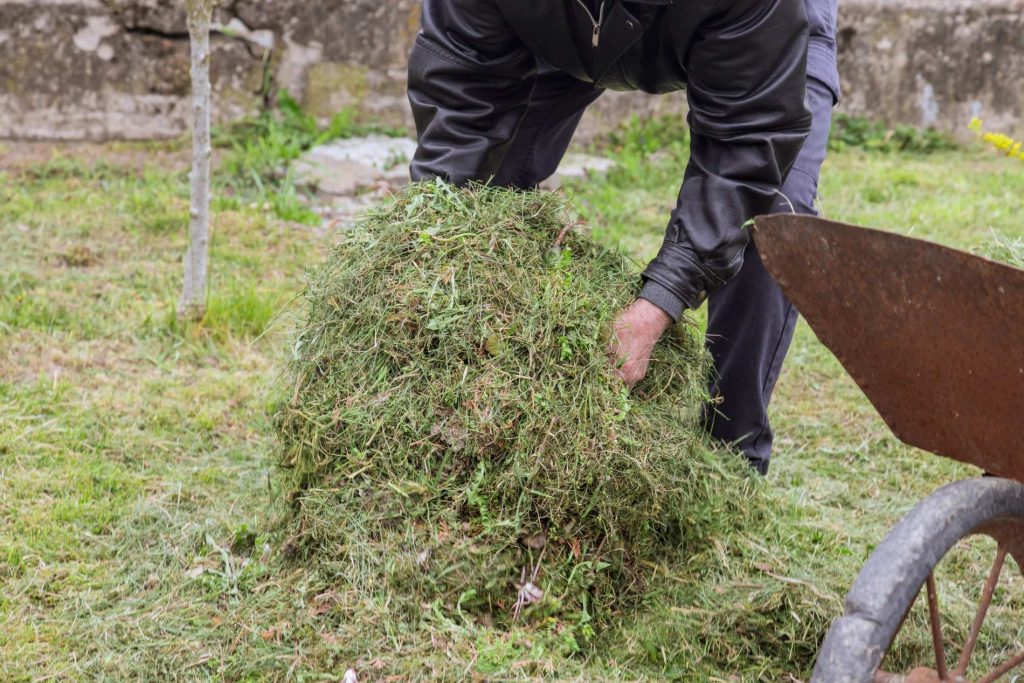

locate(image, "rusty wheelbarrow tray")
[[752, 215, 1024, 683]]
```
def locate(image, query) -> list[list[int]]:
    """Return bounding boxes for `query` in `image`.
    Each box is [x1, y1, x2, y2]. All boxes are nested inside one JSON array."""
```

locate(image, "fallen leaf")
[[260, 621, 290, 642], [308, 590, 340, 617], [321, 632, 344, 647]]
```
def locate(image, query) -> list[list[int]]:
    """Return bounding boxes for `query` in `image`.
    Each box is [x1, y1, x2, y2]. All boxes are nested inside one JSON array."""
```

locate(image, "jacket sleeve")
[[639, 0, 813, 320], [806, 0, 841, 103], [407, 0, 537, 184]]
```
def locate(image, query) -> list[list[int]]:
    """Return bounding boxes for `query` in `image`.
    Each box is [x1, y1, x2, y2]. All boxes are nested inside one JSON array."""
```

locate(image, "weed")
[[602, 114, 691, 158], [828, 113, 958, 154], [969, 117, 1024, 161]]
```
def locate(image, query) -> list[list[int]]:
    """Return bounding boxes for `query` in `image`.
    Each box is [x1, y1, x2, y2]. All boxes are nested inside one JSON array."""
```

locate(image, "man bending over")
[[407, 0, 840, 474]]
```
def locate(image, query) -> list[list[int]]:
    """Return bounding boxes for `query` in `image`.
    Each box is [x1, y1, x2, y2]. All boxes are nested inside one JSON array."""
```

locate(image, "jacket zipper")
[[572, 0, 606, 47]]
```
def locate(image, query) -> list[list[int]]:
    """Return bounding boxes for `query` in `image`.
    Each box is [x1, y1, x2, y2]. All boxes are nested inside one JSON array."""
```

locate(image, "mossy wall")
[[0, 0, 1021, 141]]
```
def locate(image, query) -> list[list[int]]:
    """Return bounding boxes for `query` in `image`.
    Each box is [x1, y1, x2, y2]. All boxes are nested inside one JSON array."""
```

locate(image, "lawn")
[[1, 121, 1022, 681]]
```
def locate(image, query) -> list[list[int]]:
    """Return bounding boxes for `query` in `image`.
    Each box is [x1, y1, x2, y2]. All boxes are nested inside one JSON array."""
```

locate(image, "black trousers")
[[491, 69, 835, 474]]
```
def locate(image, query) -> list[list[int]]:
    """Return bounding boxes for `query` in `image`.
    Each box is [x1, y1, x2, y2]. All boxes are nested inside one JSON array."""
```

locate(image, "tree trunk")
[[178, 0, 216, 321]]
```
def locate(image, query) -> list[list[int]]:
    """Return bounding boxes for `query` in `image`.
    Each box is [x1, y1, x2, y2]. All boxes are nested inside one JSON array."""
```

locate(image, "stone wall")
[[1, 0, 1021, 142], [836, 0, 1024, 139]]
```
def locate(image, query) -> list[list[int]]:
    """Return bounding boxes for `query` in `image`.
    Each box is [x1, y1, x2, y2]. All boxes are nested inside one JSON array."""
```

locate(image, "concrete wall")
[[0, 0, 1021, 141], [836, 0, 1024, 140]]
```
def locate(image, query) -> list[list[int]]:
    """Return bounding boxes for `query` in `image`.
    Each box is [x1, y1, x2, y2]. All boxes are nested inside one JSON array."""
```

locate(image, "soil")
[[0, 140, 192, 175]]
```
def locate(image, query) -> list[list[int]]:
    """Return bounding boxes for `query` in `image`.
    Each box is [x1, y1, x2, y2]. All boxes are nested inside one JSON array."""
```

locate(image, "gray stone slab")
[[292, 135, 417, 196], [540, 153, 617, 190]]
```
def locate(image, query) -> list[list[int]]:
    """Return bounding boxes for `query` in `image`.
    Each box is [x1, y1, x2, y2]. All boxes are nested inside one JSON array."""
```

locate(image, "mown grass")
[[274, 184, 744, 650], [1, 118, 1023, 681]]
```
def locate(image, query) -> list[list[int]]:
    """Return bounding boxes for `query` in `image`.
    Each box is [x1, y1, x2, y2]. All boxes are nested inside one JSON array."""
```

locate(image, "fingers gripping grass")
[[274, 182, 757, 629]]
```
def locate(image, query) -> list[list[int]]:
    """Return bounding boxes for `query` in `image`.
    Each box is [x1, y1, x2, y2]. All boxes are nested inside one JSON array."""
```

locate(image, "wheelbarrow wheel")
[[811, 477, 1024, 683]]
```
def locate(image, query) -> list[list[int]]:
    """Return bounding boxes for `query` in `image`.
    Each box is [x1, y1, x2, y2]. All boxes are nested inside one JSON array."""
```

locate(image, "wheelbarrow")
[[752, 215, 1024, 683]]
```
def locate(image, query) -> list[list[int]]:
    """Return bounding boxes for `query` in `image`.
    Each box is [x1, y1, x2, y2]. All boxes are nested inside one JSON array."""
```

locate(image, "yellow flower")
[[972, 118, 1024, 161]]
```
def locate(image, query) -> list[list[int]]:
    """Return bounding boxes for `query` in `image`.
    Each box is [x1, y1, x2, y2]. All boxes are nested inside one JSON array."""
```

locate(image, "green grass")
[[1, 119, 1023, 681]]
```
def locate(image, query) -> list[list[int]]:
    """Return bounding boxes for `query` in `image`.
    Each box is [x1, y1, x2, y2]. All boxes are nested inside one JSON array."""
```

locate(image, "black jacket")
[[408, 0, 813, 318]]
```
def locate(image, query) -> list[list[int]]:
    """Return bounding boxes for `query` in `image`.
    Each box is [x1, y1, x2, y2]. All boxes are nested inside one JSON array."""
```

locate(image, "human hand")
[[609, 298, 673, 389]]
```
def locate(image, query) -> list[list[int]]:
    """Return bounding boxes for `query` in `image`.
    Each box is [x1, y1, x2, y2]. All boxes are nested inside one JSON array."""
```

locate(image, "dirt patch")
[[0, 332, 143, 386], [0, 140, 191, 175]]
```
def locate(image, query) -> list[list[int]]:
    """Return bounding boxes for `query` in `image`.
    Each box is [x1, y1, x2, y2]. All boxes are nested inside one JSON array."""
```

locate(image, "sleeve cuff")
[[639, 279, 686, 323]]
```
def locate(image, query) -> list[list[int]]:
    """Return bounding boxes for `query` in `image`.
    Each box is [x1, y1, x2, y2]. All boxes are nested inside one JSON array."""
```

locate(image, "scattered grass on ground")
[[1, 115, 1022, 681]]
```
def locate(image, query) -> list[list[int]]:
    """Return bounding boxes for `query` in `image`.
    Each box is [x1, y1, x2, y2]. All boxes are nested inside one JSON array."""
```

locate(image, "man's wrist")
[[638, 280, 684, 323], [627, 297, 674, 336]]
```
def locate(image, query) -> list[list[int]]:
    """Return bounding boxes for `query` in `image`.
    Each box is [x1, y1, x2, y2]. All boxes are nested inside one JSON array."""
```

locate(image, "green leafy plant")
[[828, 113, 958, 154], [604, 114, 691, 158]]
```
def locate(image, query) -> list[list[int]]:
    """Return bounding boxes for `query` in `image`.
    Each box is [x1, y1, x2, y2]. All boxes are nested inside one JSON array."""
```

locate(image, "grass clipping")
[[275, 182, 751, 626], [983, 232, 1024, 268]]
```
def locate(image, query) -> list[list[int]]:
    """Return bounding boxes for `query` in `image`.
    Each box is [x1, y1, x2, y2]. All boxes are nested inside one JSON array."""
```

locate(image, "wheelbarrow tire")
[[811, 477, 1024, 683]]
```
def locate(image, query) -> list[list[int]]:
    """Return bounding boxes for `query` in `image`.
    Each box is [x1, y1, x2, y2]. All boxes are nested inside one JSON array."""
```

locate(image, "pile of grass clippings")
[[274, 181, 757, 632]]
